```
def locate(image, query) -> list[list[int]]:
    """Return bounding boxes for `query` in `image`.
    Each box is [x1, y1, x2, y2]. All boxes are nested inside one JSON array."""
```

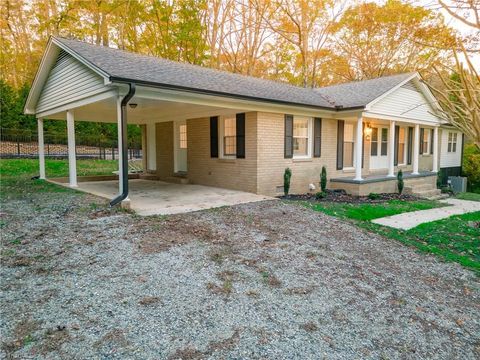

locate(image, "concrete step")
[[410, 183, 435, 192], [427, 193, 450, 201], [139, 173, 160, 181], [412, 188, 442, 199]]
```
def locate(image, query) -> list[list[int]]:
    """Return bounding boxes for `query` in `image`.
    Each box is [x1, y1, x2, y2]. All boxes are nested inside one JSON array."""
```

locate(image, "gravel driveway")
[[1, 191, 479, 359]]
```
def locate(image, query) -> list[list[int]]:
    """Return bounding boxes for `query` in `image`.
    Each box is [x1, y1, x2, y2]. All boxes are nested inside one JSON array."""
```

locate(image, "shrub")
[[463, 144, 480, 193], [283, 168, 292, 196], [315, 191, 327, 200], [397, 170, 404, 194], [368, 192, 381, 200], [320, 166, 327, 192], [436, 169, 445, 189]]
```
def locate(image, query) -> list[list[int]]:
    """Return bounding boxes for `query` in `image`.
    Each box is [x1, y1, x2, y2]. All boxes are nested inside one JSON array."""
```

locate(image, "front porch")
[[330, 171, 440, 197]]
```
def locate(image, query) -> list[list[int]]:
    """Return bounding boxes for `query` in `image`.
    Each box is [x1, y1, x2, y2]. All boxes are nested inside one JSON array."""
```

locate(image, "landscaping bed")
[[280, 189, 421, 204]]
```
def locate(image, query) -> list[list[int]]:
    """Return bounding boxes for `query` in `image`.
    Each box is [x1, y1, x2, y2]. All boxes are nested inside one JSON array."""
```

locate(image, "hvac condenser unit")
[[448, 176, 467, 193]]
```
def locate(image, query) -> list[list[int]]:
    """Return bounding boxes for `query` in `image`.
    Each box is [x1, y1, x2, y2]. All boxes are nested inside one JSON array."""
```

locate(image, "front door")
[[370, 127, 389, 170], [174, 120, 188, 173]]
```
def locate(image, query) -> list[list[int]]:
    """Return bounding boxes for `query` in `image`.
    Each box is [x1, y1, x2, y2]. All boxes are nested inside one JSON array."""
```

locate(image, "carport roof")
[[53, 37, 418, 111]]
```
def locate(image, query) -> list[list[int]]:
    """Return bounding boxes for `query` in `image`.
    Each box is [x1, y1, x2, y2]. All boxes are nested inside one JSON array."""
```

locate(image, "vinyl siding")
[[36, 50, 107, 113], [370, 80, 440, 123], [440, 129, 463, 168]]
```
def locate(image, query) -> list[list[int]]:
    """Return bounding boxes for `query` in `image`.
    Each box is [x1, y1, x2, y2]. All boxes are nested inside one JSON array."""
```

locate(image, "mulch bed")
[[279, 190, 421, 204]]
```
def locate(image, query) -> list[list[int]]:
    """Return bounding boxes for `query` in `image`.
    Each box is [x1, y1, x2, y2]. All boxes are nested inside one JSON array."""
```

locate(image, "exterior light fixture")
[[364, 123, 372, 140], [129, 103, 138, 109]]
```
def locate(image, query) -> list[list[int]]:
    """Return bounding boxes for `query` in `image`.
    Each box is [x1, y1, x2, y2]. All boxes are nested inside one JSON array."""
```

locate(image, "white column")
[[388, 120, 396, 177], [116, 96, 123, 194], [432, 126, 439, 172], [412, 124, 420, 175], [37, 118, 46, 180], [66, 110, 77, 187], [354, 114, 363, 181]]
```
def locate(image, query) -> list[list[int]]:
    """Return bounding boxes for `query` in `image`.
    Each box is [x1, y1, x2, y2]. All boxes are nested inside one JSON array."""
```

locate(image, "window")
[[343, 123, 354, 167], [179, 124, 187, 149], [381, 128, 388, 156], [293, 117, 310, 157], [371, 128, 378, 156], [422, 129, 430, 154], [222, 117, 236, 156], [398, 127, 405, 164], [448, 132, 457, 153]]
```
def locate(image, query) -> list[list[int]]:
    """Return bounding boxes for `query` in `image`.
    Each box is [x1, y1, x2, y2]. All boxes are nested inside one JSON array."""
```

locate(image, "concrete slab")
[[75, 179, 273, 216], [372, 198, 480, 230]]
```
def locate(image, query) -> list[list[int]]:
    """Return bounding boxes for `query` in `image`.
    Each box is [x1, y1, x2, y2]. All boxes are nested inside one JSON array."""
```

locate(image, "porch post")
[[116, 96, 124, 194], [354, 114, 363, 181], [388, 120, 395, 177], [432, 126, 439, 173], [66, 110, 77, 187], [37, 118, 46, 180], [412, 124, 420, 175]]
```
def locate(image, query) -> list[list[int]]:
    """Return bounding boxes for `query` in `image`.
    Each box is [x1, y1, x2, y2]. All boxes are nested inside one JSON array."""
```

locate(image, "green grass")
[[455, 192, 480, 202], [0, 158, 117, 199], [307, 199, 444, 221], [306, 199, 480, 272]]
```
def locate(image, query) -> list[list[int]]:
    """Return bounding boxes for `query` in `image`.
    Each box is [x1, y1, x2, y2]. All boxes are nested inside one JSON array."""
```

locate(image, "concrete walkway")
[[372, 198, 480, 230]]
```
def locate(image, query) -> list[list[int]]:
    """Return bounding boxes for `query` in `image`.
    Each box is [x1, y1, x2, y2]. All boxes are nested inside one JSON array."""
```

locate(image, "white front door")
[[174, 120, 188, 173], [370, 126, 389, 170]]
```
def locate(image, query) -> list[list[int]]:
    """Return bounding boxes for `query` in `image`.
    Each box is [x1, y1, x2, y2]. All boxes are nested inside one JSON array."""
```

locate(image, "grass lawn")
[[305, 199, 480, 273], [0, 158, 117, 199], [455, 192, 480, 202]]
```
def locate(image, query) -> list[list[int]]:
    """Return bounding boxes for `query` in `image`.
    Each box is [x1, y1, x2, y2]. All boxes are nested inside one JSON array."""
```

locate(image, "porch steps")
[[163, 175, 190, 185], [405, 186, 442, 200], [139, 173, 160, 181]]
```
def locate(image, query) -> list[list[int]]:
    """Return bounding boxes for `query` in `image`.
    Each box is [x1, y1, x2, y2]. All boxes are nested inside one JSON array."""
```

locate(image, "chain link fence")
[[0, 128, 142, 160]]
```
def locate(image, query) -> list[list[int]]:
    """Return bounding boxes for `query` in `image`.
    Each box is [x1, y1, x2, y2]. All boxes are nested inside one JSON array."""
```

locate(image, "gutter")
[[109, 76, 366, 113], [110, 83, 136, 206]]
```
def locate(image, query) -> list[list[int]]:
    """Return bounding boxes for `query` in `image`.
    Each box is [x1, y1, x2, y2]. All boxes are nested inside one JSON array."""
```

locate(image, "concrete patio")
[[72, 179, 272, 216]]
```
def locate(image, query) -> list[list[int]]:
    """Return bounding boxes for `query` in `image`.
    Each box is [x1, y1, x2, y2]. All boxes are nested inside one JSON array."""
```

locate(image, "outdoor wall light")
[[364, 123, 372, 140], [129, 103, 138, 109]]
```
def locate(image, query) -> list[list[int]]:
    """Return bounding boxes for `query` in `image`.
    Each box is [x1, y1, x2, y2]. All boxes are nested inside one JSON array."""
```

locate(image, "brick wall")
[[155, 121, 174, 179], [186, 112, 258, 193]]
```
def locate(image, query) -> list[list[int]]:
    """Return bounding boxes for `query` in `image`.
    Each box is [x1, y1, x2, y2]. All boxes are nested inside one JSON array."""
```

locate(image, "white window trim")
[[292, 116, 313, 159], [398, 126, 407, 166], [343, 121, 356, 170], [219, 115, 236, 159], [448, 132, 457, 153], [422, 128, 431, 155]]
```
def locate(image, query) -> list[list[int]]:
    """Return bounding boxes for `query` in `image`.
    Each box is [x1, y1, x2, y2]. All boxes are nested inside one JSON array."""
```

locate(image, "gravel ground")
[[0, 190, 479, 359]]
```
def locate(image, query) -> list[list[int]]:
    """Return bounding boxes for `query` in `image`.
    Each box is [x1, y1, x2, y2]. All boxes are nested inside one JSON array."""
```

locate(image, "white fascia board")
[[24, 36, 110, 115], [362, 111, 443, 126], [364, 73, 419, 111], [36, 88, 118, 118], [414, 77, 443, 113], [127, 84, 337, 119]]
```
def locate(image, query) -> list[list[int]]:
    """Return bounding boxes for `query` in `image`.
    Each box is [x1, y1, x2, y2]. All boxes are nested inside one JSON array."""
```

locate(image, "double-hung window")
[[422, 129, 430, 154], [397, 127, 405, 164], [292, 116, 312, 158], [343, 123, 355, 167], [221, 117, 236, 157], [448, 132, 457, 153]]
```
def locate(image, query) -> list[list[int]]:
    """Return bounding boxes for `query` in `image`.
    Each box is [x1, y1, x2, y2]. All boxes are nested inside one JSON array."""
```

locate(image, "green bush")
[[284, 168, 292, 196], [315, 191, 327, 200], [368, 192, 381, 200], [320, 166, 327, 192], [463, 144, 480, 193], [397, 169, 404, 194]]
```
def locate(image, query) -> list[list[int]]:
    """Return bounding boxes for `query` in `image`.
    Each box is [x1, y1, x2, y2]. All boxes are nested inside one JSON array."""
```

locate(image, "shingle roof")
[[313, 73, 415, 108], [54, 37, 416, 111]]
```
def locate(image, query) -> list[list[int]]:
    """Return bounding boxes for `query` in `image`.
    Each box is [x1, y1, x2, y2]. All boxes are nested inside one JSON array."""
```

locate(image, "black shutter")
[[313, 117, 322, 158], [284, 114, 293, 158], [430, 129, 434, 154], [337, 120, 344, 170], [407, 127, 413, 165], [419, 128, 424, 155], [236, 113, 245, 158], [394, 125, 400, 166], [210, 116, 218, 158]]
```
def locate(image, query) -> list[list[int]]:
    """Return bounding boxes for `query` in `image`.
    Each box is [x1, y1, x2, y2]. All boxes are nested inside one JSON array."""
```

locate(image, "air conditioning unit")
[[448, 176, 467, 193]]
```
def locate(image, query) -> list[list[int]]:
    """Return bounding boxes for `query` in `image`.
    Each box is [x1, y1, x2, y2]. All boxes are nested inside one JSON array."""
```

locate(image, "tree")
[[331, 0, 456, 81], [428, 48, 480, 150]]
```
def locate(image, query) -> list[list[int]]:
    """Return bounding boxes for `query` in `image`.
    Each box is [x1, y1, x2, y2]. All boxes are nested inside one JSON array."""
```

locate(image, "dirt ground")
[[0, 190, 479, 359]]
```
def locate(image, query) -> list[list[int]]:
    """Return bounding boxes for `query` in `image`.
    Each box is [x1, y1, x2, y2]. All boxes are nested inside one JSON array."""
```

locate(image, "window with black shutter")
[[284, 114, 293, 158]]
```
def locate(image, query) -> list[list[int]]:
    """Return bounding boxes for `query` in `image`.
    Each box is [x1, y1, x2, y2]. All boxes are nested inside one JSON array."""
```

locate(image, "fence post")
[[112, 147, 115, 160], [17, 140, 20, 156]]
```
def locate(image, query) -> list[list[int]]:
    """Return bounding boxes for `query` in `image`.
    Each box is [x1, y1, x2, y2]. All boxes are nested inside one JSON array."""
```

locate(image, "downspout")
[[110, 83, 136, 206]]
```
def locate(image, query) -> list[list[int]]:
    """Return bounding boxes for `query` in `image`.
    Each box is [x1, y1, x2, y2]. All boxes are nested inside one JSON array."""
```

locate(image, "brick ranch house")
[[24, 37, 464, 203]]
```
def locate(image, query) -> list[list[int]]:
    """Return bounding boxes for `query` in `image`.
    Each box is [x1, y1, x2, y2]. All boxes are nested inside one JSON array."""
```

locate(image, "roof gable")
[[367, 78, 441, 123]]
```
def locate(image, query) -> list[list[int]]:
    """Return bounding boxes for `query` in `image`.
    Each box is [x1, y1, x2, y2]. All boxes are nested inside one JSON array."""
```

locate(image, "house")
[[24, 36, 464, 204]]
